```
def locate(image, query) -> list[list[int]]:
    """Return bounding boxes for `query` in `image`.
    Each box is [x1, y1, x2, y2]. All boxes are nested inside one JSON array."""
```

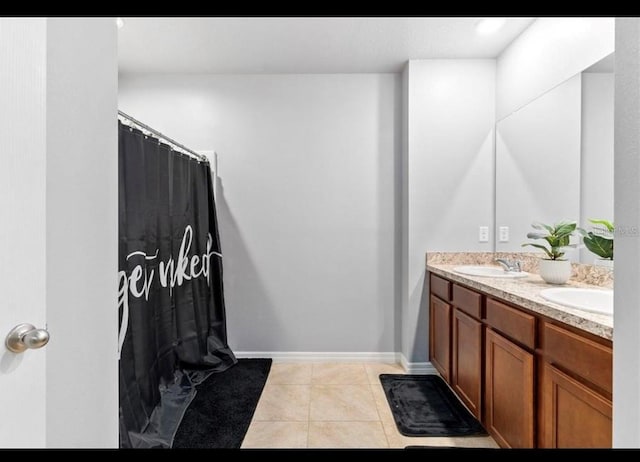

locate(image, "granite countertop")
[[426, 258, 613, 341]]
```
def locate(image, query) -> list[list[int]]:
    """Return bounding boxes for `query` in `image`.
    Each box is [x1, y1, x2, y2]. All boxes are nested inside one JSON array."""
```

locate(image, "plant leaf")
[[527, 221, 578, 260], [555, 222, 577, 238], [558, 235, 571, 247], [522, 242, 553, 259], [583, 233, 614, 259], [532, 222, 553, 233], [592, 226, 613, 239], [589, 219, 614, 232]]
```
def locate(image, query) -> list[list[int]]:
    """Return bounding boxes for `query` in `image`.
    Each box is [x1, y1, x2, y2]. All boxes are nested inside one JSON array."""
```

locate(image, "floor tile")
[[241, 421, 309, 448], [252, 385, 311, 422], [309, 384, 379, 421], [311, 363, 369, 384], [370, 382, 395, 420], [308, 421, 388, 448], [241, 362, 501, 450], [364, 363, 405, 384], [444, 436, 500, 448], [267, 363, 313, 385], [386, 432, 500, 449]]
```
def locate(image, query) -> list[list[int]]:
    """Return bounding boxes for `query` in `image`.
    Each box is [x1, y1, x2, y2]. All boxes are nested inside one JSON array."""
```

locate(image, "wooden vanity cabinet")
[[430, 295, 451, 381], [539, 322, 613, 448], [485, 328, 535, 447], [451, 285, 483, 419], [484, 298, 536, 447], [428, 272, 613, 448], [541, 363, 612, 448], [429, 274, 452, 381]]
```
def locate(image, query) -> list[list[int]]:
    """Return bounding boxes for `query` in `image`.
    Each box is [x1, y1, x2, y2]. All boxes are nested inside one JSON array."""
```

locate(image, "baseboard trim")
[[233, 351, 438, 374], [399, 354, 438, 375], [233, 351, 401, 364]]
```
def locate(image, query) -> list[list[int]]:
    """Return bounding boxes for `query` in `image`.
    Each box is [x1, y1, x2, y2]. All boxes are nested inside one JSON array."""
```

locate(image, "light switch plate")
[[499, 226, 509, 243], [479, 226, 489, 242]]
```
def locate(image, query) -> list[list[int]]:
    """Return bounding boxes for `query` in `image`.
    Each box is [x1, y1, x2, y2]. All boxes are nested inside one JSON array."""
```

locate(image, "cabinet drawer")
[[452, 284, 482, 319], [430, 274, 451, 301], [542, 322, 612, 394], [486, 298, 536, 350]]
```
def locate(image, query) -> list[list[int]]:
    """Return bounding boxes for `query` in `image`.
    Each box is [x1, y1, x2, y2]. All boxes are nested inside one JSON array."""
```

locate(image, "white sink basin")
[[453, 265, 529, 279], [539, 288, 613, 315]]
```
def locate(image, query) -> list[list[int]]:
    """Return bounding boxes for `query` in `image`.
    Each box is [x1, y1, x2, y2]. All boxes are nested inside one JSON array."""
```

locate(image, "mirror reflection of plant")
[[578, 219, 614, 260], [522, 221, 578, 261]]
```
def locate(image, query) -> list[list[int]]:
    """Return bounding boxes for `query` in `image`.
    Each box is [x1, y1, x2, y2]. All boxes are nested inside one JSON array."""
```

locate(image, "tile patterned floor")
[[241, 362, 500, 449]]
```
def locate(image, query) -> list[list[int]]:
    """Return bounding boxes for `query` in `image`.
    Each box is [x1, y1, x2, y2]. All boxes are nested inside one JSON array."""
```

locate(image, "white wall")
[[119, 74, 401, 355], [613, 17, 640, 448], [497, 18, 614, 120], [45, 18, 119, 448], [403, 60, 495, 363], [580, 72, 615, 264], [495, 74, 582, 256]]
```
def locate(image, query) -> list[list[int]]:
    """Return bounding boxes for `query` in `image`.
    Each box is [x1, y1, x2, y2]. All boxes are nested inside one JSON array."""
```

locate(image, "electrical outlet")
[[499, 226, 509, 243], [479, 226, 489, 243]]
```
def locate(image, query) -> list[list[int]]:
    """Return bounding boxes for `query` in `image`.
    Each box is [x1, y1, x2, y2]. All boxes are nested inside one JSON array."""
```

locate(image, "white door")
[[0, 18, 119, 448]]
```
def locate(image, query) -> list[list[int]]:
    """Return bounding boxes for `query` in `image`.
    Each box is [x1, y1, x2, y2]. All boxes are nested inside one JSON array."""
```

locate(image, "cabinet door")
[[541, 363, 612, 448], [485, 328, 535, 448], [452, 308, 482, 418], [429, 295, 451, 382]]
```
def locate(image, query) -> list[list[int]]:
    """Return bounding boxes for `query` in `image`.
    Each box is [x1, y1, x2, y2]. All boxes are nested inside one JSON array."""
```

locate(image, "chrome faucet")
[[495, 258, 523, 272]]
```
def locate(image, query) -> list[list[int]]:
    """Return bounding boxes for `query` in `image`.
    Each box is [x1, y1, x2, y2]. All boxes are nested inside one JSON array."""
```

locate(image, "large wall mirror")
[[495, 52, 614, 264]]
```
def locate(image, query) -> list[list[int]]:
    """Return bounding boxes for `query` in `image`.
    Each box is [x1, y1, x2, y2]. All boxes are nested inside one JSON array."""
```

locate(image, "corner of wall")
[[401, 59, 496, 364], [400, 62, 410, 359], [399, 353, 438, 375]]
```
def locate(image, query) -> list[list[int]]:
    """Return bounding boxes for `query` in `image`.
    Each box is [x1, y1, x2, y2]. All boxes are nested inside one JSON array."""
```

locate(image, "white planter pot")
[[539, 259, 572, 285]]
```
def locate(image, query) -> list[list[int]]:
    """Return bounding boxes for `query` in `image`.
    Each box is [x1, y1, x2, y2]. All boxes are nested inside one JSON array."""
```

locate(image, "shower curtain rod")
[[118, 110, 209, 163]]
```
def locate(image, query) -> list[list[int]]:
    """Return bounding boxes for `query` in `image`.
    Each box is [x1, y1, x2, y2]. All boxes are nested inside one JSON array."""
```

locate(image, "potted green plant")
[[522, 221, 577, 284], [579, 219, 614, 268]]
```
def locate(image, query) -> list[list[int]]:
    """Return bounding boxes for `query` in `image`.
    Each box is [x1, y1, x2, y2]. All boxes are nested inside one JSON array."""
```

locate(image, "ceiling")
[[118, 17, 535, 74]]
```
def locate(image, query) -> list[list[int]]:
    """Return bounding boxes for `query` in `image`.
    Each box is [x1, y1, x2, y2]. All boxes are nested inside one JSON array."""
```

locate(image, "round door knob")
[[5, 323, 50, 353]]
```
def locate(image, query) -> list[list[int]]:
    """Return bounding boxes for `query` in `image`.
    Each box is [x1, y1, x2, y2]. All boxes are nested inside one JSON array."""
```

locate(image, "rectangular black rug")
[[379, 374, 487, 437], [173, 358, 272, 448]]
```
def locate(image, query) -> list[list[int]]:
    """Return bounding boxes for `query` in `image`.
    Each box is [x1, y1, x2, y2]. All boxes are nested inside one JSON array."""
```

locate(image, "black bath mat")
[[173, 358, 272, 448], [379, 374, 486, 437]]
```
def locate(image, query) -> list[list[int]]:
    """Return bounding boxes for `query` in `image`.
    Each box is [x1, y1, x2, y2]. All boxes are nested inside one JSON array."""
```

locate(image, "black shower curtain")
[[118, 121, 236, 448]]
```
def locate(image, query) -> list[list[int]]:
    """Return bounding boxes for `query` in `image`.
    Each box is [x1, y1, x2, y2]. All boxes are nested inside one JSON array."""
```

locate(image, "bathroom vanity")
[[427, 253, 613, 448]]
